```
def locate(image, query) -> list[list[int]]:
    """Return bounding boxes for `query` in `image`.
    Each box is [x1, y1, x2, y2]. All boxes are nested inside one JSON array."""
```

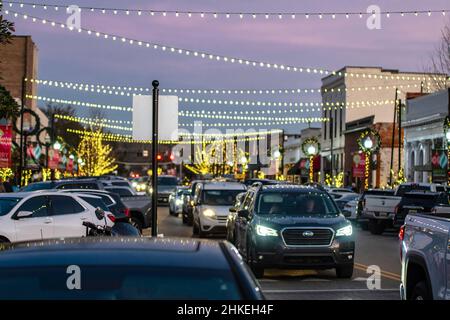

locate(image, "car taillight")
[[123, 208, 131, 217], [107, 214, 116, 222], [399, 225, 405, 241]]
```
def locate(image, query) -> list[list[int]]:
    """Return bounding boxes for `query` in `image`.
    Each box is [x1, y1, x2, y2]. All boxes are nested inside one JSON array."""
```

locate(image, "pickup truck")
[[104, 186, 152, 231], [362, 183, 446, 235], [400, 209, 450, 300]]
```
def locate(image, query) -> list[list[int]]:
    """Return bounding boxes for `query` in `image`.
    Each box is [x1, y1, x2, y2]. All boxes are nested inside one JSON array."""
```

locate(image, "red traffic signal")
[[169, 154, 175, 161], [156, 154, 163, 161]]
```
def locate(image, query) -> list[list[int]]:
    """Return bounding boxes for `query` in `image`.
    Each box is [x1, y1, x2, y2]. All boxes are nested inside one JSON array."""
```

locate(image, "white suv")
[[0, 192, 113, 243], [192, 182, 246, 238]]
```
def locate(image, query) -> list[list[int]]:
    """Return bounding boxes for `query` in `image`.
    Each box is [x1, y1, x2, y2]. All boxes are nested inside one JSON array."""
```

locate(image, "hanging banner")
[[352, 152, 366, 178], [26, 143, 40, 168], [431, 149, 448, 183], [0, 125, 12, 168], [48, 148, 61, 170]]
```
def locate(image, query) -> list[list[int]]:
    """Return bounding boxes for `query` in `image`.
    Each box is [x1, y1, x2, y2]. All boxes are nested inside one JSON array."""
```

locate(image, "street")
[[147, 206, 401, 300]]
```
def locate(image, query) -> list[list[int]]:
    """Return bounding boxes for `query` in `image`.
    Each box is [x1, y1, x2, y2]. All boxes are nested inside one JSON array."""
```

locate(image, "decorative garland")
[[357, 129, 381, 153], [443, 116, 450, 137], [301, 137, 321, 155], [37, 127, 54, 148], [13, 109, 41, 136]]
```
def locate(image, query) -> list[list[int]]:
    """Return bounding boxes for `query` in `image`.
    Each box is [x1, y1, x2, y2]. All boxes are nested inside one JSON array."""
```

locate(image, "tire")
[[130, 217, 143, 234], [359, 221, 369, 231], [187, 212, 194, 226], [169, 206, 175, 216], [368, 219, 385, 235], [336, 264, 354, 279], [193, 221, 199, 235], [182, 213, 188, 224], [411, 281, 431, 300], [246, 241, 264, 279]]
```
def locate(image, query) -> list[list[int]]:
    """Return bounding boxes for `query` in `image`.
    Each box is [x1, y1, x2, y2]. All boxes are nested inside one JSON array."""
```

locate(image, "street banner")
[[0, 125, 12, 168], [48, 148, 60, 170], [352, 152, 366, 178], [26, 143, 40, 168], [132, 95, 179, 141], [431, 149, 448, 183], [66, 158, 74, 172]]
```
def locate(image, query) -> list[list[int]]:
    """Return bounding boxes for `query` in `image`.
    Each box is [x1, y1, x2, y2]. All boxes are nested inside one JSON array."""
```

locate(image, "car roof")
[[202, 182, 246, 190], [259, 184, 325, 193], [0, 191, 77, 198], [0, 237, 231, 270]]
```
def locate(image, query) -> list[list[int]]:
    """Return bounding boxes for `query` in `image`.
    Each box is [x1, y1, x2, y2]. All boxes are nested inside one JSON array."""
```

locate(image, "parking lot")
[[148, 206, 402, 300]]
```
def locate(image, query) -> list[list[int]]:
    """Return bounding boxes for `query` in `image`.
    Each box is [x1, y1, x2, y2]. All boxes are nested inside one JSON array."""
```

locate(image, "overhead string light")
[[24, 78, 425, 96], [27, 94, 399, 115], [2, 1, 449, 20], [8, 11, 449, 82]]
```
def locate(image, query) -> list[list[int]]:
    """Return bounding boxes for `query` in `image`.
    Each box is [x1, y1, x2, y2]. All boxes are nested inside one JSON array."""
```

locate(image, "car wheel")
[[169, 206, 175, 216], [368, 219, 385, 235], [130, 217, 143, 234], [336, 264, 354, 279], [411, 281, 431, 300], [246, 241, 264, 279], [0, 237, 10, 243]]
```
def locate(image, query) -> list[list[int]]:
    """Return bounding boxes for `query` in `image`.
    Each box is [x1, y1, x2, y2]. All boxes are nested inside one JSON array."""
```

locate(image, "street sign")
[[132, 95, 179, 141]]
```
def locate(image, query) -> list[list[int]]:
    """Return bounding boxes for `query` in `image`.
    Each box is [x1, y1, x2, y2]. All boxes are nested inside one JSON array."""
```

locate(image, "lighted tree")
[[77, 131, 117, 176]]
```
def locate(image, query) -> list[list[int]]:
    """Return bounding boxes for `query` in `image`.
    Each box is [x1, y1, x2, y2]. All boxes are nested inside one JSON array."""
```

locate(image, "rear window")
[[0, 197, 22, 216], [403, 193, 449, 207], [80, 197, 109, 211], [202, 190, 244, 206], [20, 183, 53, 192], [396, 185, 430, 197], [0, 266, 242, 300]]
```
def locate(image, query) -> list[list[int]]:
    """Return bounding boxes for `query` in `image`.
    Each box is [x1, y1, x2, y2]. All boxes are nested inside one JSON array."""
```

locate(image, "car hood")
[[202, 205, 230, 217], [254, 214, 348, 230]]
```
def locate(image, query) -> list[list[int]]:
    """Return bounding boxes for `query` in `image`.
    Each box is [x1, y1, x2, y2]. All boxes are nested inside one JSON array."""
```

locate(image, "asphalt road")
[[145, 207, 401, 300]]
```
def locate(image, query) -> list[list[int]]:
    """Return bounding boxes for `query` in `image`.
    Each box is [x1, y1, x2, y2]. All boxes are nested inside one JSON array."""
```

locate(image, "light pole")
[[302, 137, 320, 183], [444, 116, 450, 185], [358, 129, 381, 190]]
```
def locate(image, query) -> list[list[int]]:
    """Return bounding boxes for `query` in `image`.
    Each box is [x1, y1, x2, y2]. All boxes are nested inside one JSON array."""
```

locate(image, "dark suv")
[[231, 184, 355, 278]]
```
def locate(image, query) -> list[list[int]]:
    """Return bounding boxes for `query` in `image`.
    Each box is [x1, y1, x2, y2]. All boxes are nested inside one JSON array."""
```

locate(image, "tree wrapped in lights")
[[77, 130, 117, 176], [357, 129, 381, 190]]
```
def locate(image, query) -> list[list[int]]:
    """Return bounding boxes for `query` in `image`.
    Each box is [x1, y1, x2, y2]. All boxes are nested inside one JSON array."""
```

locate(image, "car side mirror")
[[229, 207, 237, 213], [95, 207, 105, 220], [237, 209, 250, 219], [15, 211, 33, 219], [342, 211, 351, 218]]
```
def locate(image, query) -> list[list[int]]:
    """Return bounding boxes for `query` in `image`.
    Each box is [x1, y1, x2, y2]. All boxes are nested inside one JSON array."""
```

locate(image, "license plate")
[[380, 212, 388, 217]]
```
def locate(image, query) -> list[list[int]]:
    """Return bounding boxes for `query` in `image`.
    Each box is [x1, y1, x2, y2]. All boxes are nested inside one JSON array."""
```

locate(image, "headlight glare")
[[256, 225, 278, 237], [203, 209, 216, 218], [336, 224, 353, 237]]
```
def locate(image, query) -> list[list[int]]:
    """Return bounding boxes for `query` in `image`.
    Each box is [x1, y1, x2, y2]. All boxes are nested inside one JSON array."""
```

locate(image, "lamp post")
[[302, 137, 321, 183], [444, 116, 450, 185], [358, 129, 381, 191]]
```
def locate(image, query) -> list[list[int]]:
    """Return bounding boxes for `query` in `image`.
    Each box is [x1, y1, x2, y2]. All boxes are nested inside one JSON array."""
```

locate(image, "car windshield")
[[80, 197, 109, 211], [158, 177, 178, 186], [20, 183, 53, 192], [111, 181, 130, 187], [0, 197, 22, 216], [257, 192, 339, 216], [202, 190, 244, 206], [0, 266, 242, 300]]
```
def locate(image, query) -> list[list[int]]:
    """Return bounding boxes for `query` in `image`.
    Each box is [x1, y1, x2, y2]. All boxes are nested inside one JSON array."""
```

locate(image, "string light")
[[25, 77, 426, 96], [3, 1, 449, 21], [54, 114, 133, 131], [26, 95, 133, 112], [8, 10, 449, 82]]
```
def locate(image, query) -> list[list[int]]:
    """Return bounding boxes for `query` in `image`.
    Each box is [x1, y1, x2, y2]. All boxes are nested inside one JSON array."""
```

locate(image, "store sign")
[[352, 152, 366, 178], [431, 149, 448, 183], [0, 125, 12, 168]]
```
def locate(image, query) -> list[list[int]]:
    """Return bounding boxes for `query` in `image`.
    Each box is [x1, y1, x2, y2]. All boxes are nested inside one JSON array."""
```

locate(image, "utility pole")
[[151, 80, 159, 237], [18, 78, 26, 187], [398, 99, 402, 173], [389, 89, 398, 186]]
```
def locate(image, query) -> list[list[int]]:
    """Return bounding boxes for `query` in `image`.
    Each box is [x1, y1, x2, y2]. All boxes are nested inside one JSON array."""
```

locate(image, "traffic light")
[[156, 154, 162, 161], [169, 154, 175, 161]]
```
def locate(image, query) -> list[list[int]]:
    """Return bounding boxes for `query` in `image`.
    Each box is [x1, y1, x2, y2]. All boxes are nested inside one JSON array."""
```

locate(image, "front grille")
[[282, 228, 333, 246]]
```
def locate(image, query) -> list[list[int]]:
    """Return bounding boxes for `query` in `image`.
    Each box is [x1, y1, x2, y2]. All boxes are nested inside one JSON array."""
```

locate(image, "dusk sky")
[[4, 0, 450, 134]]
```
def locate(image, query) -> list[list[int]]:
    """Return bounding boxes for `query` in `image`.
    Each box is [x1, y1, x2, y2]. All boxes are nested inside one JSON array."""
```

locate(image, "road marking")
[[354, 263, 401, 281], [263, 288, 399, 293]]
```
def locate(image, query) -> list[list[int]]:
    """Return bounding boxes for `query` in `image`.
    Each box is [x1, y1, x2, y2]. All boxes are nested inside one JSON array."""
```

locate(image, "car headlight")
[[132, 182, 138, 188], [256, 225, 278, 237], [148, 187, 153, 194], [176, 199, 183, 206], [336, 224, 353, 237], [202, 209, 216, 218]]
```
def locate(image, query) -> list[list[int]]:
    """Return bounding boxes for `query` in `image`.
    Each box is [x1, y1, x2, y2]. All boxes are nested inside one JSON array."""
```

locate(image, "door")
[[13, 196, 53, 242], [49, 195, 89, 238], [236, 192, 254, 254]]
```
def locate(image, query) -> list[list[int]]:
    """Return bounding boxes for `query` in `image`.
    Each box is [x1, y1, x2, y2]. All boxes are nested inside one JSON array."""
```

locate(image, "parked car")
[[0, 192, 113, 243], [342, 198, 358, 221], [231, 184, 354, 279], [182, 180, 208, 226], [243, 179, 288, 187], [168, 186, 190, 216], [150, 175, 178, 205], [356, 189, 394, 230], [226, 192, 247, 243], [327, 188, 356, 200], [334, 194, 360, 214], [104, 186, 152, 232], [192, 181, 247, 238], [400, 207, 450, 300], [0, 237, 264, 300], [362, 183, 445, 235], [393, 191, 449, 228], [20, 179, 104, 192]]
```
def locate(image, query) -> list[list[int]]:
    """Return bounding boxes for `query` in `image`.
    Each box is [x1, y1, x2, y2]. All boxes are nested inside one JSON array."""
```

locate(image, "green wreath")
[[13, 109, 41, 136], [301, 137, 321, 155], [37, 127, 54, 148], [357, 129, 381, 153]]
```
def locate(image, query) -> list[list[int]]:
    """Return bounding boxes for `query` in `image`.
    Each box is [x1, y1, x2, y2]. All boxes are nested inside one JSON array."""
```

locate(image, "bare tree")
[[427, 20, 450, 89]]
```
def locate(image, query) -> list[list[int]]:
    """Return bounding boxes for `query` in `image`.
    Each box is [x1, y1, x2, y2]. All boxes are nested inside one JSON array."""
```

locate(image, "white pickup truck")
[[361, 183, 446, 235], [400, 209, 450, 300]]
